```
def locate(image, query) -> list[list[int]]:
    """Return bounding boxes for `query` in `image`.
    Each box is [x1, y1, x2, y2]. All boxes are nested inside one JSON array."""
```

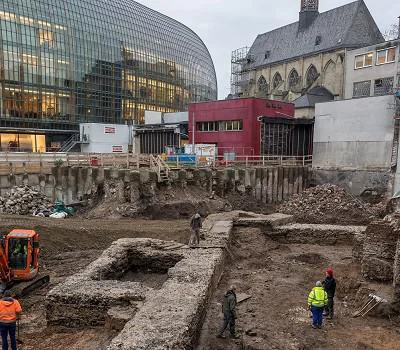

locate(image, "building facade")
[[344, 39, 399, 99], [188, 98, 295, 157], [0, 0, 217, 151], [231, 0, 383, 115]]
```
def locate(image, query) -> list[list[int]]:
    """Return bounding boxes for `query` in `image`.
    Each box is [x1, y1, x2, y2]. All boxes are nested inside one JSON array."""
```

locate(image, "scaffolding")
[[230, 47, 256, 96]]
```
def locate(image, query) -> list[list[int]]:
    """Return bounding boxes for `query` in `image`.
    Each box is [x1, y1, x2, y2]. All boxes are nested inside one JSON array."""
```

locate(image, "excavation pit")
[[94, 248, 183, 290], [46, 239, 184, 328]]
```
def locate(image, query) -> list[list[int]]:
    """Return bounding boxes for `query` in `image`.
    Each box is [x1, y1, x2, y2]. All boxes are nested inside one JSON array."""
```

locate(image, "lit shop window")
[[38, 29, 55, 47]]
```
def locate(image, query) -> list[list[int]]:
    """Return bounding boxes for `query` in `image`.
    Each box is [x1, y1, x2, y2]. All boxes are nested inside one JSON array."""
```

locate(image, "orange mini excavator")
[[0, 229, 49, 296]]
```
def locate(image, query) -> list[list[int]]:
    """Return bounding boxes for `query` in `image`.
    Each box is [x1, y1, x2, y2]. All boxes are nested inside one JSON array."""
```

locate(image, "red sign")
[[112, 145, 123, 153], [104, 126, 116, 134]]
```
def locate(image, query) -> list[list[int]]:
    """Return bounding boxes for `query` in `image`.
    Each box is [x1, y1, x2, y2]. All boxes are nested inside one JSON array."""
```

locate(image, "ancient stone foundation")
[[46, 211, 293, 349], [361, 221, 399, 282], [267, 224, 366, 245]]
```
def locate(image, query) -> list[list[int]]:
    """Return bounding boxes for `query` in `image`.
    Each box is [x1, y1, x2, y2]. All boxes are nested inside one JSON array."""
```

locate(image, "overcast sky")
[[138, 0, 399, 99]]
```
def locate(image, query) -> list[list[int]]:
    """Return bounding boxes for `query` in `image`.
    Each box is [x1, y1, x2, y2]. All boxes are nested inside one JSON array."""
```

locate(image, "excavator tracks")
[[8, 274, 50, 297]]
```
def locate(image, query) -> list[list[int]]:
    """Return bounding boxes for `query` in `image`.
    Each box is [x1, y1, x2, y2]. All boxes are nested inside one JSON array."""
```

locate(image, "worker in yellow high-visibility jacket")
[[307, 281, 328, 329]]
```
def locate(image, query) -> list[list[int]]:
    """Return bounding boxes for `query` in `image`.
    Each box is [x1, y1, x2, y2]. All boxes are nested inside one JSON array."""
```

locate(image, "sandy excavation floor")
[[0, 215, 189, 350], [197, 227, 400, 350]]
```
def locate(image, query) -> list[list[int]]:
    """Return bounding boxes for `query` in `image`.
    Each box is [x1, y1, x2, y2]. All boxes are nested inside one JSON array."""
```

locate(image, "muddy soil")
[[0, 214, 189, 350], [197, 227, 400, 350]]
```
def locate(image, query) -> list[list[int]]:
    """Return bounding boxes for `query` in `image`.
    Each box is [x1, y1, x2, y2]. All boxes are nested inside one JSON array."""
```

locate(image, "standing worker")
[[0, 291, 22, 350], [322, 267, 336, 319], [189, 213, 202, 247], [217, 285, 240, 339], [307, 281, 328, 329]]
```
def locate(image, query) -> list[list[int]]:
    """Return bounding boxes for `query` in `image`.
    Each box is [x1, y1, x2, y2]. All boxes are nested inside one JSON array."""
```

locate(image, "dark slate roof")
[[293, 86, 334, 109], [247, 0, 384, 69]]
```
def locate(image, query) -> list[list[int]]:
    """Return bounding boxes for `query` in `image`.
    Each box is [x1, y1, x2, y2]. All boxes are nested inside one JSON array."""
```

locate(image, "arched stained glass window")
[[272, 73, 283, 89], [306, 65, 319, 86], [288, 69, 300, 88], [258, 75, 268, 94]]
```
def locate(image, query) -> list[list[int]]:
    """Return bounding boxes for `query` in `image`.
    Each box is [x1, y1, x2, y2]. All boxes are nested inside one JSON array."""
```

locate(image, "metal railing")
[[0, 152, 312, 175], [165, 154, 313, 168]]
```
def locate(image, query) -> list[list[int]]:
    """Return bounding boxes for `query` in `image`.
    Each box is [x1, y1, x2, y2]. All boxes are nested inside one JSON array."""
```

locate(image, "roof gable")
[[247, 0, 384, 69]]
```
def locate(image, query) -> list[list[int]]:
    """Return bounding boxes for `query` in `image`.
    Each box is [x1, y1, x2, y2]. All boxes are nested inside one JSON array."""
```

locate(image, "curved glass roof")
[[0, 0, 217, 126]]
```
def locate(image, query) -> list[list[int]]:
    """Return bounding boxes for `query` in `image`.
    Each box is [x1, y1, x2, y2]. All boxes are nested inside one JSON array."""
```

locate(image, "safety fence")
[[0, 152, 312, 175]]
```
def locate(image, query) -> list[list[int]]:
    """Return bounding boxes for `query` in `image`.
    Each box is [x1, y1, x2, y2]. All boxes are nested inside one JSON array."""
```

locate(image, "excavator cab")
[[0, 230, 48, 296], [5, 230, 40, 281]]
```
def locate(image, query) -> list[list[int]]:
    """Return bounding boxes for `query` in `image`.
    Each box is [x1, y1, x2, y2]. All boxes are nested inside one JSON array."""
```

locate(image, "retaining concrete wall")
[[312, 168, 391, 197], [313, 96, 394, 170], [0, 166, 310, 205]]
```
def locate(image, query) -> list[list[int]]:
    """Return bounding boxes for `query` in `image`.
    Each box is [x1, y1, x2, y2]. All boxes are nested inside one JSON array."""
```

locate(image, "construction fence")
[[0, 152, 312, 175]]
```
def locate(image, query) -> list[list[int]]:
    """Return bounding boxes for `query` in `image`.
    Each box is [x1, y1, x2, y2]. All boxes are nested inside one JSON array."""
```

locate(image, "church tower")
[[301, 0, 319, 11], [299, 0, 319, 31]]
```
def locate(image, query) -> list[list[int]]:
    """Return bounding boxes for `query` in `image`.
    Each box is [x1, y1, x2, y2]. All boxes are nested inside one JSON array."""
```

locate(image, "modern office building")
[[0, 0, 217, 151]]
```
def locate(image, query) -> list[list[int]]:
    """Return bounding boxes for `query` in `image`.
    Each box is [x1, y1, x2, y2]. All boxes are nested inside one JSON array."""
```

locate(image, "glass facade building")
[[0, 0, 217, 151]]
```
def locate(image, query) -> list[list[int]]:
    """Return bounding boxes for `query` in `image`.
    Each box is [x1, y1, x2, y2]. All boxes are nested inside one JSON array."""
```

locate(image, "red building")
[[188, 98, 295, 157]]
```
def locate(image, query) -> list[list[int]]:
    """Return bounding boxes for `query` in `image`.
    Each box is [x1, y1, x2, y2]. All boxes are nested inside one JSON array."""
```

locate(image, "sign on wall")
[[104, 126, 116, 134], [112, 145, 123, 153]]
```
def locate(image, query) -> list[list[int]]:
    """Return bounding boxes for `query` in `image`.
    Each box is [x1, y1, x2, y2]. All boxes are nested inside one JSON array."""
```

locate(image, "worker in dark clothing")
[[322, 267, 336, 319], [217, 285, 239, 339], [189, 213, 202, 247], [0, 290, 22, 350]]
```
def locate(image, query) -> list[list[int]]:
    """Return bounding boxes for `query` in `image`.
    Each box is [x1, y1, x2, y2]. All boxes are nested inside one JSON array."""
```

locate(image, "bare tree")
[[383, 23, 399, 41]]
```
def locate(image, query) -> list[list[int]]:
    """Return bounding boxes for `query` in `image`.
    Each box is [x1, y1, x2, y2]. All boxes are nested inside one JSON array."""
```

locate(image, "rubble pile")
[[0, 186, 51, 215], [278, 184, 378, 225]]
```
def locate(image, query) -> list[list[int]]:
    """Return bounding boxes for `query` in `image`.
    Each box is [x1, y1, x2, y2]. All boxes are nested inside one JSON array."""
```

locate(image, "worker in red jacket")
[[0, 291, 22, 350]]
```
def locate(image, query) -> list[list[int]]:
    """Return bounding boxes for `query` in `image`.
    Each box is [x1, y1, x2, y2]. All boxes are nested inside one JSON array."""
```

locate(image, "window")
[[374, 77, 394, 96], [272, 73, 283, 89], [354, 52, 373, 69], [288, 69, 300, 89], [353, 81, 371, 98], [257, 75, 268, 95], [197, 121, 218, 132], [197, 120, 243, 132], [306, 65, 318, 86], [219, 120, 243, 131], [38, 29, 55, 47], [376, 47, 396, 65]]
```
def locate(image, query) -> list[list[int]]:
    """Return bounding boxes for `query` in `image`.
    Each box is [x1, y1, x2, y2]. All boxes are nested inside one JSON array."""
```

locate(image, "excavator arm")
[[0, 244, 12, 285]]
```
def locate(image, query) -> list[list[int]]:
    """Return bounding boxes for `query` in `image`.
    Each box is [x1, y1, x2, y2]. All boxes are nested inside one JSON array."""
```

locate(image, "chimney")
[[299, 0, 319, 31]]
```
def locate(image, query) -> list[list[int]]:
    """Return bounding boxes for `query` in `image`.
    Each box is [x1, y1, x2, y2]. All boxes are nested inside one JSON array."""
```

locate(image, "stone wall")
[[0, 166, 310, 205], [361, 221, 399, 281]]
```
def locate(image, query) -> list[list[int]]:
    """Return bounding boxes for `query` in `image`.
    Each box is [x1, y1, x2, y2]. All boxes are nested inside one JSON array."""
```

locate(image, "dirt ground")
[[1, 213, 400, 350], [0, 214, 189, 350], [197, 227, 400, 350]]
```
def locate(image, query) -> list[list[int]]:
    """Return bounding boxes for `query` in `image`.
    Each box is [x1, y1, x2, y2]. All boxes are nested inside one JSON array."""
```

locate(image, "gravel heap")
[[0, 186, 51, 215], [278, 184, 378, 225]]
